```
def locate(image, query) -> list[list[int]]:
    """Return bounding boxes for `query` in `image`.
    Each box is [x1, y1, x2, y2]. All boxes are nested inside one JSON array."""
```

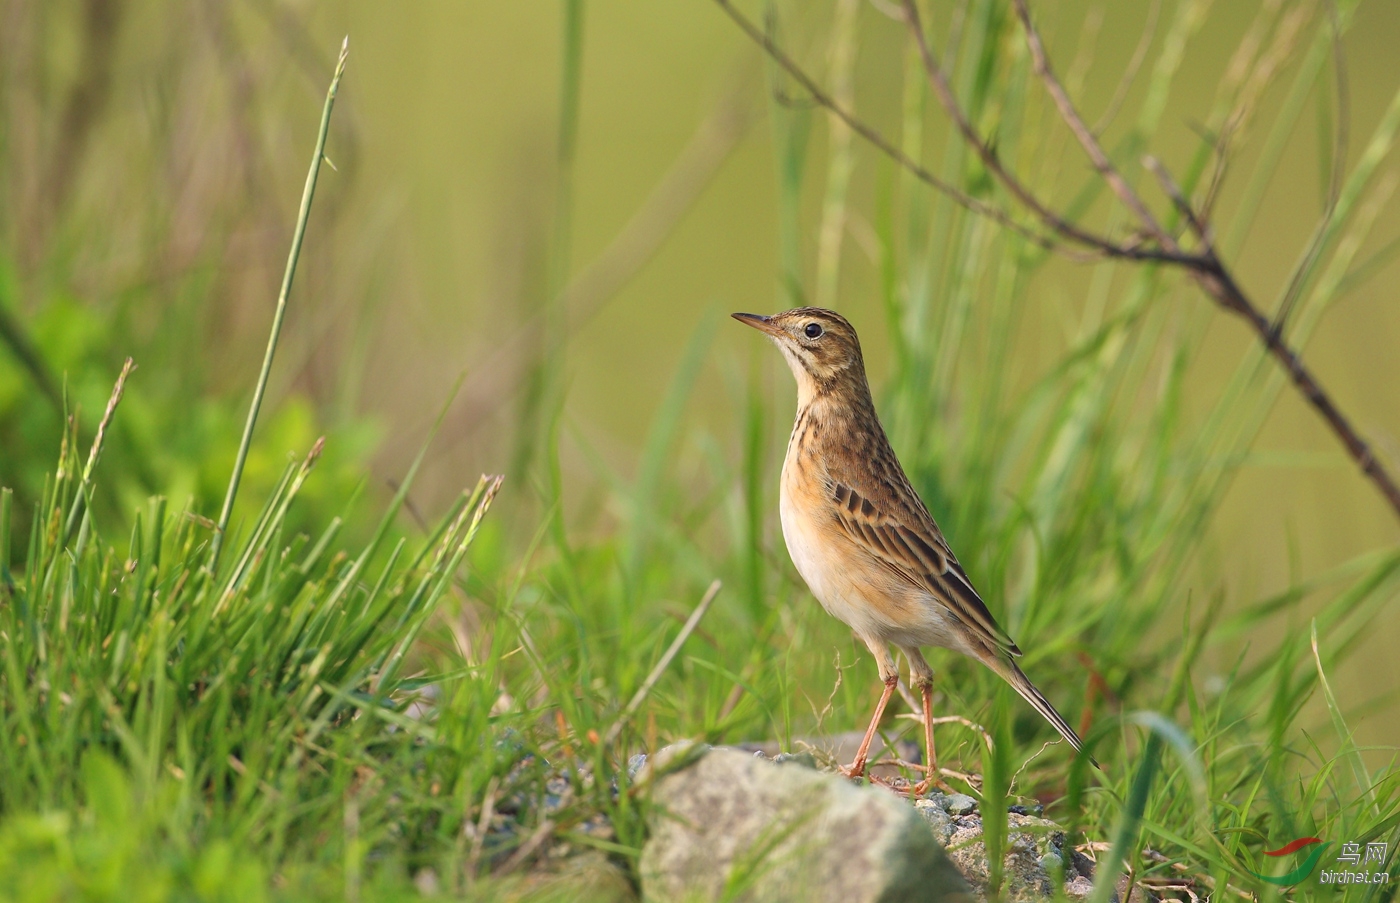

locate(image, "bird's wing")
[[828, 480, 1021, 657]]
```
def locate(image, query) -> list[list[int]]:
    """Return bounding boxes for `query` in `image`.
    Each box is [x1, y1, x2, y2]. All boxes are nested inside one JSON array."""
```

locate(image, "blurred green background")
[[3, 0, 1399, 750]]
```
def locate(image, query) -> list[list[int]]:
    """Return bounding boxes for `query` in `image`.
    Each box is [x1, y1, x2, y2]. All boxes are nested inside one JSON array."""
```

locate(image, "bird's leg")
[[911, 681, 955, 796], [903, 648, 953, 796], [840, 675, 898, 780]]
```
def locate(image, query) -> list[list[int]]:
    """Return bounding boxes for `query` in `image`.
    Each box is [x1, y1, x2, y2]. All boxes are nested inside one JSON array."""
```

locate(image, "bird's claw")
[[910, 776, 956, 797]]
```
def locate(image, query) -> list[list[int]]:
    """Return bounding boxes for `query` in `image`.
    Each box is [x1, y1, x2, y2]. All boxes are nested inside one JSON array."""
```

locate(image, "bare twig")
[[899, 0, 1119, 258], [1143, 156, 1210, 247], [1008, 0, 1400, 521], [712, 0, 1400, 524], [895, 679, 921, 715], [897, 0, 1202, 267], [712, 0, 1061, 254], [1007, 0, 1172, 246]]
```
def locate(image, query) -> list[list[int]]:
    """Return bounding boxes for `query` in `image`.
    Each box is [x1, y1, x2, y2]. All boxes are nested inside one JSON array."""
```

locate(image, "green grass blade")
[[212, 39, 349, 569], [1311, 620, 1377, 814]]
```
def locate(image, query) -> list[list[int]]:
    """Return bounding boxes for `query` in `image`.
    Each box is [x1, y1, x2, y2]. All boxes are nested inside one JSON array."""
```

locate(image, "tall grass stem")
[[211, 38, 349, 569]]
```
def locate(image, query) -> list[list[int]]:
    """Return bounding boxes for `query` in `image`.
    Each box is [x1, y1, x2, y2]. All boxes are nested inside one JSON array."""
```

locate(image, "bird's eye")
[[804, 322, 823, 339]]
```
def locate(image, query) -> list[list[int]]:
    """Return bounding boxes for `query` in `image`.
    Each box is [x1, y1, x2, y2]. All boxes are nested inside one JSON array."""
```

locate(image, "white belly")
[[779, 467, 889, 642], [779, 459, 968, 652]]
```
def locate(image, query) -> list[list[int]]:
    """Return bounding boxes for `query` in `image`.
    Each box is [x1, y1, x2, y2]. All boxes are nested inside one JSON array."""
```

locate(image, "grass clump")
[[0, 373, 511, 896]]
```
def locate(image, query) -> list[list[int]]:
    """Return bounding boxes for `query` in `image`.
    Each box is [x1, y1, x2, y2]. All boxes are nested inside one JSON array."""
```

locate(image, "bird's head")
[[732, 307, 868, 402]]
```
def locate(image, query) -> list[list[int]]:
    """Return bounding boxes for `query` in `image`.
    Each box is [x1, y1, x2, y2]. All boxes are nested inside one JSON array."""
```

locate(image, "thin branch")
[[899, 0, 1117, 255], [712, 0, 1059, 254], [1143, 156, 1210, 248], [710, 0, 1400, 525], [1007, 0, 1173, 247], [1009, 0, 1400, 523], [896, 0, 1199, 266]]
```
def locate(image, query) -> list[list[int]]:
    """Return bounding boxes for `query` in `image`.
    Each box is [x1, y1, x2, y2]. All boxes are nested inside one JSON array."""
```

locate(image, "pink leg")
[[912, 682, 954, 795], [841, 675, 898, 779]]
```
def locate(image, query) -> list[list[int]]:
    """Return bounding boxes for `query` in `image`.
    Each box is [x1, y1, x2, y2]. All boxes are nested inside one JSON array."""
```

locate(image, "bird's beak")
[[731, 312, 783, 337]]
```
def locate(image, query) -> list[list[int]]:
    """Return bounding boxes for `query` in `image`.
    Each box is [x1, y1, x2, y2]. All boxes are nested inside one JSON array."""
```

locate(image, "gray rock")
[[640, 744, 975, 903], [945, 793, 978, 816]]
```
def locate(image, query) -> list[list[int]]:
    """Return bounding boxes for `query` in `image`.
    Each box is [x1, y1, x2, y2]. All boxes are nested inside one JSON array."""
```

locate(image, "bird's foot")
[[910, 775, 957, 797], [838, 760, 868, 781], [840, 760, 901, 789], [876, 759, 959, 797]]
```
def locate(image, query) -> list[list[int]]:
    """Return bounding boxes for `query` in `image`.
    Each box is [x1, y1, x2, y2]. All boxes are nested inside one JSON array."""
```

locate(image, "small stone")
[[914, 798, 953, 843], [917, 789, 950, 809], [544, 774, 571, 812], [1064, 875, 1095, 900], [641, 746, 975, 903], [946, 793, 978, 815], [772, 751, 818, 770]]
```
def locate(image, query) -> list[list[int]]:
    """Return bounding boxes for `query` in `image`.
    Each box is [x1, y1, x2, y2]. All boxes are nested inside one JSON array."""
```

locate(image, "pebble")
[[772, 751, 817, 769], [1064, 875, 1095, 899], [946, 793, 978, 815], [914, 798, 953, 841]]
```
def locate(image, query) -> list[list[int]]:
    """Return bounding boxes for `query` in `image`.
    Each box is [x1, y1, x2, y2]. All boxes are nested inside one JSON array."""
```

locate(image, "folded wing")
[[829, 481, 1021, 658]]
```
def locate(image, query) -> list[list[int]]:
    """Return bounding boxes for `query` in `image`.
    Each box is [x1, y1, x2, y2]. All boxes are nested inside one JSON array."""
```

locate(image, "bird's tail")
[[990, 658, 1100, 769]]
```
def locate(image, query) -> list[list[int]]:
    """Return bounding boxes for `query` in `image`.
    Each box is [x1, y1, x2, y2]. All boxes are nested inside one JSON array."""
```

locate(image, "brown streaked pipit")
[[734, 307, 1090, 793]]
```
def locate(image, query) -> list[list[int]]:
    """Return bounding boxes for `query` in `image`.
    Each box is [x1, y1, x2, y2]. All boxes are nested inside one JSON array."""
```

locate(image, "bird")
[[733, 306, 1090, 793]]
